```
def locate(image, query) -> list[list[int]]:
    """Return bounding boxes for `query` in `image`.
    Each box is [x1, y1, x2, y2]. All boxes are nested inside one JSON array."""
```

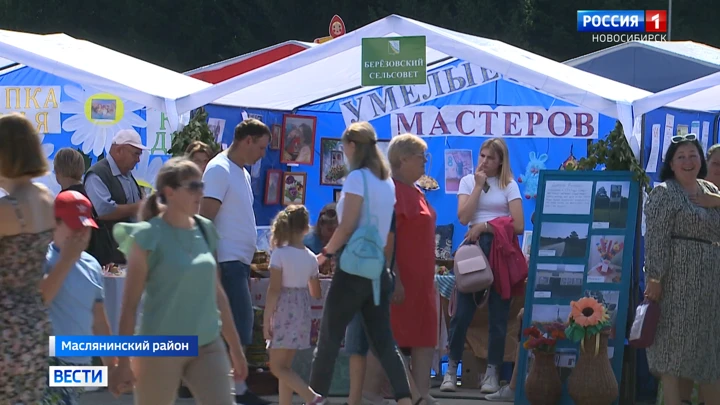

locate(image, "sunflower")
[[570, 297, 608, 327]]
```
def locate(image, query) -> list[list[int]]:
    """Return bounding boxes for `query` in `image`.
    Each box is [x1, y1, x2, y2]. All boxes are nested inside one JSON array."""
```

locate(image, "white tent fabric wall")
[[633, 70, 720, 115], [174, 15, 650, 157], [0, 29, 211, 126]]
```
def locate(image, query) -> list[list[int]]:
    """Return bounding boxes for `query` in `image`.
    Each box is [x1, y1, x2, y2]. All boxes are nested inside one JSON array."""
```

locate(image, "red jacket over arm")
[[488, 216, 528, 299]]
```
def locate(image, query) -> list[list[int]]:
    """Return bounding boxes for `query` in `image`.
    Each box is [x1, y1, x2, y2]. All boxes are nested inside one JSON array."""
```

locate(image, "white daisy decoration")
[[32, 133, 61, 196], [61, 84, 147, 157], [132, 150, 164, 195]]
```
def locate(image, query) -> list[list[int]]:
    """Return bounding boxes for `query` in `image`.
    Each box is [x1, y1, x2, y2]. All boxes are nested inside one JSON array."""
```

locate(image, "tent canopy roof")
[[633, 69, 720, 115], [176, 14, 650, 122], [566, 41, 720, 93], [184, 40, 315, 76], [0, 29, 211, 113]]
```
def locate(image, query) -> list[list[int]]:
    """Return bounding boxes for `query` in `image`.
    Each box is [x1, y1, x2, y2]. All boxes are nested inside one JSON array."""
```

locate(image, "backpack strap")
[[360, 169, 371, 223], [194, 215, 210, 248]]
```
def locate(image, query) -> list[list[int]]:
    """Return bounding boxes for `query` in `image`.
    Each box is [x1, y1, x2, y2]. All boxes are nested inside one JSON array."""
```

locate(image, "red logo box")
[[645, 10, 667, 33]]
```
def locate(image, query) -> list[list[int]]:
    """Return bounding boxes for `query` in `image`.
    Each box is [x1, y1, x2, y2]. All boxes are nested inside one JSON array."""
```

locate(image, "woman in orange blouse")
[[386, 134, 438, 405]]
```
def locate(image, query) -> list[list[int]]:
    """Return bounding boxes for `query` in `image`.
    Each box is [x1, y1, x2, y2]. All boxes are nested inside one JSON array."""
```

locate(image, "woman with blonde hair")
[[185, 141, 214, 174], [311, 122, 412, 405], [385, 134, 439, 405], [110, 157, 247, 404], [441, 137, 525, 395], [0, 113, 56, 404]]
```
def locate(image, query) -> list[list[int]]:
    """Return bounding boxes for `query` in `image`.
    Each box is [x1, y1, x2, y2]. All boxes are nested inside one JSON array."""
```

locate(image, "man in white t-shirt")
[[200, 118, 271, 405]]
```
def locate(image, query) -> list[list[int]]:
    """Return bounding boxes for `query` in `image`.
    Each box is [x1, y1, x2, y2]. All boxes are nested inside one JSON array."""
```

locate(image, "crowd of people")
[[1, 110, 717, 405]]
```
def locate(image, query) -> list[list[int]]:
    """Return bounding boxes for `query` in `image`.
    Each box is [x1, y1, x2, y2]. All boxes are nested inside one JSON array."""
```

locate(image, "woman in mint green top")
[[110, 157, 248, 405]]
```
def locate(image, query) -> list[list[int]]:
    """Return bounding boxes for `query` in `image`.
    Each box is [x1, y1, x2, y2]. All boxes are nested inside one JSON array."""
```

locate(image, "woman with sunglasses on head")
[[110, 157, 248, 404], [644, 133, 720, 405], [674, 143, 720, 405]]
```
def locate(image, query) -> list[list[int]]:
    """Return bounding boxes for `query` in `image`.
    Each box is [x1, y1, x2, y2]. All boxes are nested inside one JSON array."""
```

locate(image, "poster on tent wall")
[[0, 66, 168, 195], [514, 170, 639, 405], [642, 106, 719, 185]]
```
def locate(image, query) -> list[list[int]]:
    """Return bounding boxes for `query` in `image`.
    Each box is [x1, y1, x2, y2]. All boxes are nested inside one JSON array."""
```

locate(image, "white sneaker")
[[480, 373, 500, 393], [439, 371, 457, 392], [485, 385, 514, 402]]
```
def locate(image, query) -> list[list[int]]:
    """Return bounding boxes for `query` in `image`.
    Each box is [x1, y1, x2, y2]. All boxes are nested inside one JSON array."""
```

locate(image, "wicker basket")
[[525, 351, 562, 405], [567, 332, 618, 405]]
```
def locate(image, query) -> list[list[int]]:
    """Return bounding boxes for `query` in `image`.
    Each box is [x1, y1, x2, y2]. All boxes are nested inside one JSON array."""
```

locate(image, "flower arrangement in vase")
[[522, 323, 565, 405], [565, 297, 618, 405], [591, 237, 624, 276]]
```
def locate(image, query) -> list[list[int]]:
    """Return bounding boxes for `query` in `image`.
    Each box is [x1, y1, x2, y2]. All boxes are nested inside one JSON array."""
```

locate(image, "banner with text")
[[0, 67, 170, 196], [0, 86, 61, 133], [341, 62, 501, 125], [390, 105, 599, 139], [361, 36, 426, 87]]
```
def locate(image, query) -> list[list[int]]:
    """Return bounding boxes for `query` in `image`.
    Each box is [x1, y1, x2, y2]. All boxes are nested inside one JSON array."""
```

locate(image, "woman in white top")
[[311, 122, 412, 405], [440, 138, 524, 395]]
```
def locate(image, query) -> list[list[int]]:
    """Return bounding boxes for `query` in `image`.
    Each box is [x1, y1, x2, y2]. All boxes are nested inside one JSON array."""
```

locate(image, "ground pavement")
[[79, 388, 508, 405]]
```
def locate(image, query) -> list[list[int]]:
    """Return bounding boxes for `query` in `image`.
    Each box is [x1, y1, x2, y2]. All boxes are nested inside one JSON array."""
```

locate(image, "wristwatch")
[[322, 247, 334, 258]]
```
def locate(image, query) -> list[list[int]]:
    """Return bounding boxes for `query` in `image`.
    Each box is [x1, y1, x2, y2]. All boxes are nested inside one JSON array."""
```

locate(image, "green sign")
[[361, 36, 427, 86]]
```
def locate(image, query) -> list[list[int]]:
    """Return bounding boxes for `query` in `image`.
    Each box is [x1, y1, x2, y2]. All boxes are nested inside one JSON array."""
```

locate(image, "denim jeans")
[[218, 261, 254, 346], [344, 273, 395, 356], [447, 234, 511, 366], [310, 269, 410, 400], [344, 313, 369, 355]]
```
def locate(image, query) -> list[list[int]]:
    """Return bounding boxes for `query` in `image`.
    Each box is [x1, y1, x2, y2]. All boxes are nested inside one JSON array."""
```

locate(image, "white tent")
[[0, 29, 211, 120], [175, 15, 650, 155], [632, 70, 720, 116], [184, 40, 316, 77]]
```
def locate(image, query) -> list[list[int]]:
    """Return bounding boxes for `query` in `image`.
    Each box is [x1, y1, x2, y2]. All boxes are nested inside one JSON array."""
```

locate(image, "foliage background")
[[2, 0, 715, 72]]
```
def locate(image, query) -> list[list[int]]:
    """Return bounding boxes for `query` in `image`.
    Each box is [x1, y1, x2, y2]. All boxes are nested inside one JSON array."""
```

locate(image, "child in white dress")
[[264, 205, 324, 405]]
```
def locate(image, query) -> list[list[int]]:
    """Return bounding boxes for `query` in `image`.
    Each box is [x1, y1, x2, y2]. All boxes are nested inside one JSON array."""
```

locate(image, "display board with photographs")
[[515, 170, 639, 405]]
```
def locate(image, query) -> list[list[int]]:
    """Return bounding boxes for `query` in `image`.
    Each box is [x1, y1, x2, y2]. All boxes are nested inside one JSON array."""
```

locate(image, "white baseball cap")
[[112, 129, 148, 150]]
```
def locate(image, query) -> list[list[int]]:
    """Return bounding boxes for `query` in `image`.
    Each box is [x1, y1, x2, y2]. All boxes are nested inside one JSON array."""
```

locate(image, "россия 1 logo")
[[576, 10, 667, 43]]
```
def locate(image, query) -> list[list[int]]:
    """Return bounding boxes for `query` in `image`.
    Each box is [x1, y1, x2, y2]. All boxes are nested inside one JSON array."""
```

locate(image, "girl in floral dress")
[[263, 205, 324, 405]]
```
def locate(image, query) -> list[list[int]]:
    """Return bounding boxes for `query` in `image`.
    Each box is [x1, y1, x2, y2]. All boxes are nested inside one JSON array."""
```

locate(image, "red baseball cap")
[[54, 190, 98, 230]]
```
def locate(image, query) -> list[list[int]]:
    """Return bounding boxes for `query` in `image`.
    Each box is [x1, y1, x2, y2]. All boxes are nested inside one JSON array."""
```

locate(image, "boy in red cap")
[[41, 190, 117, 405]]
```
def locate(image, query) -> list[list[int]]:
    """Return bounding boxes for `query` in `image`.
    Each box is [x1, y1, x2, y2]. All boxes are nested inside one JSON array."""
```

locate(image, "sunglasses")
[[321, 209, 337, 219], [178, 181, 205, 193], [671, 133, 697, 144]]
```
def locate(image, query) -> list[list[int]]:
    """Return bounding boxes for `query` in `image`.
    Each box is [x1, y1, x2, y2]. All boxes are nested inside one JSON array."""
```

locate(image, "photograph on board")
[[91, 99, 117, 121], [530, 304, 571, 329], [444, 149, 473, 194], [270, 124, 282, 150], [592, 181, 630, 229], [533, 263, 585, 299], [587, 235, 625, 283], [521, 231, 533, 256], [281, 114, 316, 165], [538, 222, 589, 258], [320, 138, 348, 186], [583, 290, 620, 339], [263, 169, 282, 205], [208, 118, 226, 144], [256, 226, 273, 254]]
